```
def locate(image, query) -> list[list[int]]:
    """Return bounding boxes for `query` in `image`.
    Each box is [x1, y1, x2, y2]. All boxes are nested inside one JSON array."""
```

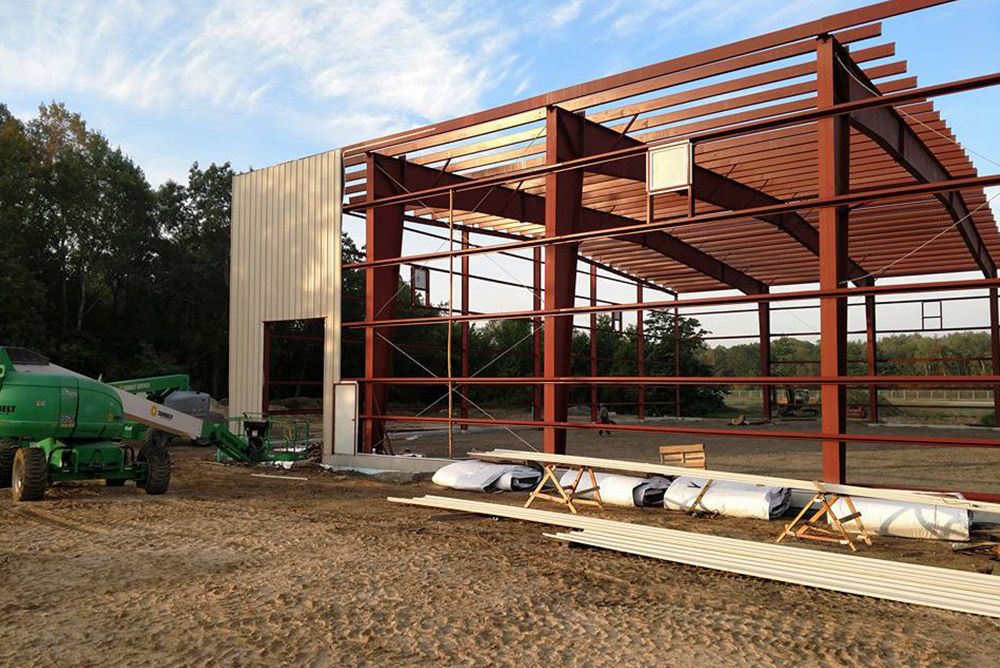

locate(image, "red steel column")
[[363, 154, 405, 454], [262, 321, 272, 415], [460, 230, 470, 430], [758, 300, 772, 421], [636, 283, 646, 421], [865, 293, 879, 424], [990, 286, 1000, 426], [543, 106, 583, 454], [817, 35, 850, 483], [590, 263, 598, 422], [674, 303, 681, 417], [533, 246, 543, 422]]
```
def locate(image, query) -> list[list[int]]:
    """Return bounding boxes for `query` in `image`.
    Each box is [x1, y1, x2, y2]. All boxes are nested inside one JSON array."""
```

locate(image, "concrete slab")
[[321, 453, 452, 475]]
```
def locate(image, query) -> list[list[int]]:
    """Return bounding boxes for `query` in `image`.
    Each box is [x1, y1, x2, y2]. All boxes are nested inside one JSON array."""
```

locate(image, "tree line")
[[0, 103, 230, 395]]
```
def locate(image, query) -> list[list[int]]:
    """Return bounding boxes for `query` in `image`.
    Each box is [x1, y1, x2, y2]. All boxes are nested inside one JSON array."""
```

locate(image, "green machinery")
[[108, 372, 316, 461], [108, 373, 223, 445], [0, 345, 314, 502]]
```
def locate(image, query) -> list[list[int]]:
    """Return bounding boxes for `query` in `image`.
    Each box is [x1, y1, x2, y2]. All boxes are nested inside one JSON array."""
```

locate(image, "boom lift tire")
[[12, 447, 48, 502], [138, 442, 170, 495], [0, 441, 15, 488], [143, 428, 171, 450]]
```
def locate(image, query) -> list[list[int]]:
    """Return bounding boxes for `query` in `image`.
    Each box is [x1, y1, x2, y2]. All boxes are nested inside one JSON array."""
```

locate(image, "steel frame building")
[[233, 0, 1000, 498]]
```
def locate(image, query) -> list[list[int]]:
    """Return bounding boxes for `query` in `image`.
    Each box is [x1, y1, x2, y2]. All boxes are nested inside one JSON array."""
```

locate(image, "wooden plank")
[[250, 473, 310, 481], [474, 449, 1000, 515]]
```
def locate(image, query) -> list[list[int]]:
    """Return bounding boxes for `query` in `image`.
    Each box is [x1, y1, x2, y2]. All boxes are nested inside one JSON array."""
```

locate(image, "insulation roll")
[[557, 470, 672, 507], [432, 460, 541, 492], [829, 496, 971, 541], [664, 476, 791, 519]]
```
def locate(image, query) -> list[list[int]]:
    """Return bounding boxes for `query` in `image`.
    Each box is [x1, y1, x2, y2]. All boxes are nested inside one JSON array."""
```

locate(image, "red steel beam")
[[400, 218, 673, 296], [344, 71, 1000, 217], [343, 1, 947, 163], [369, 145, 765, 294], [394, 56, 910, 199], [533, 246, 543, 421], [991, 287, 1000, 427], [474, 106, 878, 288], [343, 31, 894, 180], [358, 413, 1000, 450], [586, 219, 766, 294], [360, 375, 1000, 387], [673, 303, 682, 417], [865, 293, 879, 423], [346, 276, 1000, 331], [344, 173, 1000, 275], [543, 106, 581, 454], [692, 166, 874, 286], [262, 322, 272, 415], [759, 300, 772, 421], [460, 229, 470, 430], [817, 34, 850, 483], [834, 40, 996, 277], [363, 154, 405, 453], [590, 263, 598, 422], [568, 107, 840, 294], [636, 283, 646, 421]]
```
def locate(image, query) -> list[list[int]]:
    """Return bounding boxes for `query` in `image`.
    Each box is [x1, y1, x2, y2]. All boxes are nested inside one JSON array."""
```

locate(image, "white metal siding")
[[229, 149, 343, 454]]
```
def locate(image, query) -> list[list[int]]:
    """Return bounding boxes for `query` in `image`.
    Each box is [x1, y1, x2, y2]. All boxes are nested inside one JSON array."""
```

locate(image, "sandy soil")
[[2, 444, 999, 667]]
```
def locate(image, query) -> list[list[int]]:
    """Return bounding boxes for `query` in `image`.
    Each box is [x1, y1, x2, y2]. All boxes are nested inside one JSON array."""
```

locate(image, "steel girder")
[[833, 38, 996, 278]]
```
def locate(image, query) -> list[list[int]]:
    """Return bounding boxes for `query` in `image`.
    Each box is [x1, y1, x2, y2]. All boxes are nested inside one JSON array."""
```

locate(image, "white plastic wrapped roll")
[[829, 495, 970, 541], [664, 476, 791, 519], [432, 459, 541, 492], [557, 470, 671, 507]]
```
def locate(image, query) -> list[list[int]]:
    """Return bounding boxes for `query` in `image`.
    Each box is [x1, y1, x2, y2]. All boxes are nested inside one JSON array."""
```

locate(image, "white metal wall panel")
[[229, 149, 343, 455]]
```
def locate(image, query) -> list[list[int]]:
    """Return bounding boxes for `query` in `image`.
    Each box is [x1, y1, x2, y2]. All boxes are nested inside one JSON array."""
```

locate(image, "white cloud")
[[551, 0, 584, 27], [0, 0, 520, 143], [590, 0, 867, 41]]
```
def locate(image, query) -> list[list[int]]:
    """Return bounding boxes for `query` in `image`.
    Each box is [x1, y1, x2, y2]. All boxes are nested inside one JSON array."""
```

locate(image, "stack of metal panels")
[[389, 495, 1000, 618]]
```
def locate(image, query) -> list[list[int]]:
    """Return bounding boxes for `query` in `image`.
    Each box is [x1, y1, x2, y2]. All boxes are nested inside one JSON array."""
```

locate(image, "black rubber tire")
[[138, 443, 170, 495], [0, 441, 15, 489], [105, 478, 127, 487], [12, 447, 48, 502], [143, 428, 171, 450]]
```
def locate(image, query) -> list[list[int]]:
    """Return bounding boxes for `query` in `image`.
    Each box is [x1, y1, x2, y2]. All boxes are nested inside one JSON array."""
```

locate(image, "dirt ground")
[[2, 436, 1000, 667]]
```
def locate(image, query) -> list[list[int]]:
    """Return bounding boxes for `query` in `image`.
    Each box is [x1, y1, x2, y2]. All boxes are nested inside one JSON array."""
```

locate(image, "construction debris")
[[250, 473, 309, 481]]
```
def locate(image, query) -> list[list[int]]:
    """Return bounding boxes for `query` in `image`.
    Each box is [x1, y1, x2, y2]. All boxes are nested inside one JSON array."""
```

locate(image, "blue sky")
[[2, 0, 998, 188], [2, 0, 999, 341]]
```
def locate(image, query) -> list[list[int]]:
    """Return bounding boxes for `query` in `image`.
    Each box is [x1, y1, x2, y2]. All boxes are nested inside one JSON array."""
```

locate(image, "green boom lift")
[[0, 345, 313, 501], [108, 373, 224, 446]]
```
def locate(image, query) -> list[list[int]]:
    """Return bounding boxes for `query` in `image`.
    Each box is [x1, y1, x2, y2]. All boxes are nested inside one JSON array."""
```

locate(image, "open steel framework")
[[337, 0, 1000, 496]]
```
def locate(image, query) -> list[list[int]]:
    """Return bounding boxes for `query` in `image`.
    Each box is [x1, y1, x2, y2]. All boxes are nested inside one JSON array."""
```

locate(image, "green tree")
[[0, 105, 47, 345], [151, 163, 234, 396]]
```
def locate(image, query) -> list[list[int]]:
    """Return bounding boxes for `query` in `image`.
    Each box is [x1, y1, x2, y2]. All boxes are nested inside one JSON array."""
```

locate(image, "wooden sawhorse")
[[776, 482, 873, 552], [524, 462, 604, 514]]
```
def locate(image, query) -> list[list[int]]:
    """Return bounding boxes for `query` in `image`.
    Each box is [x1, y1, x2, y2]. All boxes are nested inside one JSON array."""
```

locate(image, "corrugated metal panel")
[[229, 149, 343, 453]]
